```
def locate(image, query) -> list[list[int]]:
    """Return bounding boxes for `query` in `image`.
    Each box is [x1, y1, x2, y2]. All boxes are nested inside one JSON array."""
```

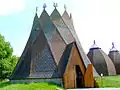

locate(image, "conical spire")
[[90, 40, 99, 49], [62, 8, 74, 29], [110, 42, 118, 52], [24, 7, 40, 45], [33, 12, 38, 26], [62, 5, 70, 20]]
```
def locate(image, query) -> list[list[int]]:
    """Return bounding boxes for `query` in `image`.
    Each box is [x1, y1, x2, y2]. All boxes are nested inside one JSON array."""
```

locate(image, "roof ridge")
[[39, 9, 67, 65], [50, 8, 74, 44]]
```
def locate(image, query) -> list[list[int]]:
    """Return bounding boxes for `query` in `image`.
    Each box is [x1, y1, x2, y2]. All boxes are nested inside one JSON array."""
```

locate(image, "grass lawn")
[[95, 75, 120, 88], [0, 81, 64, 90]]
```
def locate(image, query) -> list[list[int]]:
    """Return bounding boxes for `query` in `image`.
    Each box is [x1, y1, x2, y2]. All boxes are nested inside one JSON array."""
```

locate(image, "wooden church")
[[10, 4, 99, 89]]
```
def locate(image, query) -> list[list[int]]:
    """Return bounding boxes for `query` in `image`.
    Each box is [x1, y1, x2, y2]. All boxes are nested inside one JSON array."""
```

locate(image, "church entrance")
[[75, 65, 82, 88]]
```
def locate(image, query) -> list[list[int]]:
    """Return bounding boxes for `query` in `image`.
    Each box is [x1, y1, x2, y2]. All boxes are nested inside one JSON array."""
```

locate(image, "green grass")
[[0, 81, 64, 90], [95, 75, 120, 88]]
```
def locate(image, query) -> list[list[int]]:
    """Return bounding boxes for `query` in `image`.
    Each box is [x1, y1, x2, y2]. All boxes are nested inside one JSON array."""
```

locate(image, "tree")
[[0, 34, 19, 79], [9, 55, 19, 74]]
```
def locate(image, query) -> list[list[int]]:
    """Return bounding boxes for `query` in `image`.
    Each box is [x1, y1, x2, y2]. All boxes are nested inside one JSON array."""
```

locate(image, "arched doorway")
[[75, 65, 82, 88]]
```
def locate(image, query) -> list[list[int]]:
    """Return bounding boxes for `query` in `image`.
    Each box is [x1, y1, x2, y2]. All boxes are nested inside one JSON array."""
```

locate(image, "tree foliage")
[[0, 34, 19, 79]]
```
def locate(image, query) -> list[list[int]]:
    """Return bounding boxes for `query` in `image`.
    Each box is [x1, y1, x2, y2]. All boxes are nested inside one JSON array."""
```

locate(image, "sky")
[[0, 0, 120, 56]]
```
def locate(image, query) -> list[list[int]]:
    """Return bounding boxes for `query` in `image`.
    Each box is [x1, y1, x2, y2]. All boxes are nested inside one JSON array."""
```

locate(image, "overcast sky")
[[0, 0, 120, 56]]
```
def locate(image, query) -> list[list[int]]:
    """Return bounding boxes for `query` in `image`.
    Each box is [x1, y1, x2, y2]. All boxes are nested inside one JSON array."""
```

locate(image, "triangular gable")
[[64, 43, 86, 75], [62, 10, 70, 20], [39, 9, 50, 28], [39, 9, 66, 65], [50, 8, 74, 45], [29, 30, 60, 78]]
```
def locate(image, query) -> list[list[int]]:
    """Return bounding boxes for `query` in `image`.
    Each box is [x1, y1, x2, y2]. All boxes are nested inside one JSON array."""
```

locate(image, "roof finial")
[[64, 4, 66, 11], [53, 3, 58, 8], [43, 3, 47, 9], [93, 40, 96, 45], [90, 40, 99, 49], [36, 7, 38, 13], [112, 42, 115, 48]]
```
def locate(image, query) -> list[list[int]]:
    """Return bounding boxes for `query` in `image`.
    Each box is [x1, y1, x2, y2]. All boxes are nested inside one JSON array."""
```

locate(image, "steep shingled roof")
[[50, 8, 74, 45], [11, 7, 100, 79], [87, 42, 116, 76], [108, 43, 120, 74], [39, 9, 66, 65], [62, 10, 99, 76], [30, 30, 60, 78], [10, 13, 42, 79]]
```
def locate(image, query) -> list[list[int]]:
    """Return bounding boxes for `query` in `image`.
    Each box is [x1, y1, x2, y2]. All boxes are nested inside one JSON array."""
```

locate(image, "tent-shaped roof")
[[39, 9, 66, 65], [10, 13, 42, 79], [87, 41, 116, 76], [50, 8, 74, 45], [30, 30, 60, 78], [62, 10, 99, 76], [108, 43, 120, 74], [11, 7, 99, 80]]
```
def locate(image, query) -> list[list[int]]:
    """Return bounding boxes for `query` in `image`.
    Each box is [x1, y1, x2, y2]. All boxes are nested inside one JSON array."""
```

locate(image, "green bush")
[[0, 33, 19, 79]]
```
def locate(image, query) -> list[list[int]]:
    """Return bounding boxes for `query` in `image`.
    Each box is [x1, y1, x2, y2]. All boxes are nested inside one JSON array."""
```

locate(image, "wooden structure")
[[10, 4, 98, 89], [108, 43, 120, 74], [87, 41, 116, 76], [63, 44, 94, 88]]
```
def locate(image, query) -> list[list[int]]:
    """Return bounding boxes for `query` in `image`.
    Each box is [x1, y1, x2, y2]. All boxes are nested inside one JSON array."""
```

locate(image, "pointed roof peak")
[[39, 7, 50, 28], [90, 40, 100, 49], [33, 12, 38, 24], [50, 6, 61, 19], [62, 4, 72, 20], [40, 7, 49, 18], [62, 10, 70, 20], [110, 42, 118, 52]]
